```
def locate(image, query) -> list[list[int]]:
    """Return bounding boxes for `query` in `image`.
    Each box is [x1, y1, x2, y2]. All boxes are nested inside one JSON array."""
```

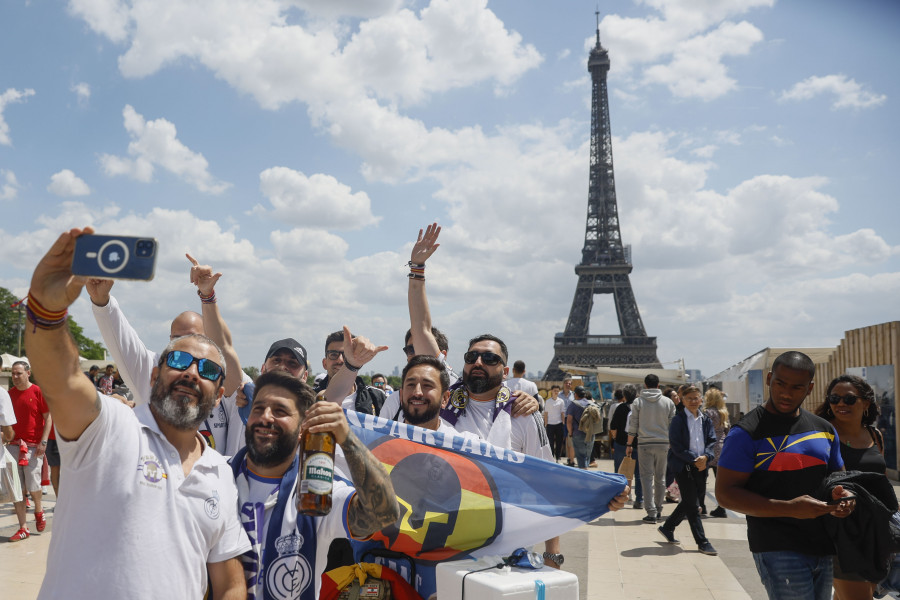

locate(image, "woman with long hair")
[[704, 387, 730, 517], [814, 374, 884, 600]]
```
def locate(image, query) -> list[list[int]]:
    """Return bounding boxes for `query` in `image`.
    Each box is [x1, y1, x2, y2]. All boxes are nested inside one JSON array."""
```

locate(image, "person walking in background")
[[657, 385, 718, 556], [626, 374, 676, 523], [704, 386, 730, 518], [814, 375, 884, 600], [610, 385, 643, 509], [544, 384, 566, 461]]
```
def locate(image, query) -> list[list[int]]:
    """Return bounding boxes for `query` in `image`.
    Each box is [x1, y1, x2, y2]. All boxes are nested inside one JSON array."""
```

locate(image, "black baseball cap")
[[265, 338, 308, 367]]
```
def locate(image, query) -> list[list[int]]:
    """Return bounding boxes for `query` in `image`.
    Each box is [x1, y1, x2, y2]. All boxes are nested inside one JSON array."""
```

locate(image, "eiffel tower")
[[544, 16, 660, 380]]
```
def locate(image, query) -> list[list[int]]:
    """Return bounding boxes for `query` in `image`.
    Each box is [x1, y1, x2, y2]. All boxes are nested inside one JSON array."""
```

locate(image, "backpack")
[[578, 402, 602, 435]]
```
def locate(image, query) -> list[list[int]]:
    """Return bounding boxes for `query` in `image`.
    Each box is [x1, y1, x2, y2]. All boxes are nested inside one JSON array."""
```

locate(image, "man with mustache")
[[24, 227, 250, 599], [233, 369, 400, 600]]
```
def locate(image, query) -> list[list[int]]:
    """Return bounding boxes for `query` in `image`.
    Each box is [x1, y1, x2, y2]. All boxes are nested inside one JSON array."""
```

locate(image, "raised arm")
[[25, 227, 104, 440], [408, 223, 441, 358], [324, 326, 387, 404], [187, 253, 243, 397], [299, 401, 400, 538], [86, 278, 155, 405]]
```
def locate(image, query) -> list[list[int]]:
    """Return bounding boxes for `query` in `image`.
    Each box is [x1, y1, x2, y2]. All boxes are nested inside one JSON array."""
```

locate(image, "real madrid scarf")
[[439, 381, 515, 449], [230, 448, 318, 600]]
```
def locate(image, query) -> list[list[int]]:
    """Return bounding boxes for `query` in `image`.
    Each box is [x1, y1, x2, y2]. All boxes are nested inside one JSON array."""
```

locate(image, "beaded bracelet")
[[197, 289, 217, 304], [25, 292, 69, 331]]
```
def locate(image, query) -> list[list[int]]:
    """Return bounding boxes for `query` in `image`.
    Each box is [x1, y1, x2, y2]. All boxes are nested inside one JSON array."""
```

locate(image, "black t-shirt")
[[610, 402, 634, 447], [718, 405, 844, 555]]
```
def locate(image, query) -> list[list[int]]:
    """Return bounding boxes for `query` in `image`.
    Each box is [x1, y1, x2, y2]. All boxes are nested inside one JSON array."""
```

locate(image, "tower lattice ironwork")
[[544, 19, 660, 380]]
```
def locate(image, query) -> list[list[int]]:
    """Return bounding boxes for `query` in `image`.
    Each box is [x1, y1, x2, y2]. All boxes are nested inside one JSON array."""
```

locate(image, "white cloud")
[[47, 169, 91, 197], [68, 0, 542, 181], [0, 87, 36, 146], [557, 48, 571, 60], [0, 170, 19, 200], [642, 20, 764, 100], [254, 167, 380, 230], [71, 82, 91, 105], [67, 0, 131, 43], [779, 74, 887, 110], [100, 105, 230, 194]]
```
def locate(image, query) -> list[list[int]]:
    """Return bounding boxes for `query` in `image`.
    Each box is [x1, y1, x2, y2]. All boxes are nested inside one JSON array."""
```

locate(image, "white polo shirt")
[[0, 387, 15, 426], [39, 396, 250, 599]]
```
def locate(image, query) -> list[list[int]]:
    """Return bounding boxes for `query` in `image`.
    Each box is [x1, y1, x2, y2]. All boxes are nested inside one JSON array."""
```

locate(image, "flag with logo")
[[344, 411, 626, 564]]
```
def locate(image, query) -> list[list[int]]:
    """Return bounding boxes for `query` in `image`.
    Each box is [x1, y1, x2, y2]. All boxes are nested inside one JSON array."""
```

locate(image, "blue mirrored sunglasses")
[[165, 350, 224, 382]]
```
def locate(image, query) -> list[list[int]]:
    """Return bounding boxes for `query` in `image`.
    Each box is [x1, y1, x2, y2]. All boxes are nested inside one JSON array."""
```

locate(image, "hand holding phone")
[[71, 234, 158, 281]]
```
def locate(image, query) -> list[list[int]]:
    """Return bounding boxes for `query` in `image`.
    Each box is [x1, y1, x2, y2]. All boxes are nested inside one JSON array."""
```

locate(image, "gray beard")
[[150, 377, 215, 431]]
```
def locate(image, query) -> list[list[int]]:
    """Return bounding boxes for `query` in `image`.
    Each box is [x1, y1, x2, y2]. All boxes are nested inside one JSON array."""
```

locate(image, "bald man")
[[87, 278, 244, 455]]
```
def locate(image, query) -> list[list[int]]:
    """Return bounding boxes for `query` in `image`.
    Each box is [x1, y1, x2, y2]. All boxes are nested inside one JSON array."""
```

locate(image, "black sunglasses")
[[165, 351, 224, 382], [463, 351, 505, 366], [826, 393, 862, 406]]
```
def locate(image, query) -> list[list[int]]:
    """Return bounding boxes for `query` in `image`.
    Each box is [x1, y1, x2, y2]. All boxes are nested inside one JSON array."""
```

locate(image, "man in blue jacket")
[[656, 384, 718, 556]]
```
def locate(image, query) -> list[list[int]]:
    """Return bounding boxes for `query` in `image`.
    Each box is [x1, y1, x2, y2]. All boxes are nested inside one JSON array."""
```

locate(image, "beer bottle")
[[298, 398, 336, 516]]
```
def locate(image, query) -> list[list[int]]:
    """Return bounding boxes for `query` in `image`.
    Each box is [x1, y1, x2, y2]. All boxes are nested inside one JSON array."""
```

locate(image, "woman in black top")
[[815, 374, 885, 600]]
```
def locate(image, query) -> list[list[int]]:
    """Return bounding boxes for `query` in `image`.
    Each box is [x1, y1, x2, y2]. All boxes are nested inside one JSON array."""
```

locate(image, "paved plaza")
[[2, 456, 896, 599]]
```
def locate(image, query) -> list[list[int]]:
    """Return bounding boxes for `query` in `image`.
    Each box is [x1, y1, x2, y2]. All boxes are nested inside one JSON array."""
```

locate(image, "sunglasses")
[[463, 351, 505, 366], [402, 345, 415, 356], [826, 393, 862, 406], [325, 350, 344, 361], [165, 351, 224, 382]]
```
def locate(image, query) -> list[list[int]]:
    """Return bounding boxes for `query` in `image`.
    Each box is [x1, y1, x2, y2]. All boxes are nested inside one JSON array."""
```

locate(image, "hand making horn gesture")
[[186, 253, 222, 297]]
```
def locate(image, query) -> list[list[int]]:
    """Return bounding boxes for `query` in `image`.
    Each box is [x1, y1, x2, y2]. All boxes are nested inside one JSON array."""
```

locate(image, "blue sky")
[[1, 0, 897, 382]]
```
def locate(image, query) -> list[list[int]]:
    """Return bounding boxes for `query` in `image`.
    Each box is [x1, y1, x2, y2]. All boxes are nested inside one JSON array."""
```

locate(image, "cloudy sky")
[[1, 0, 897, 382]]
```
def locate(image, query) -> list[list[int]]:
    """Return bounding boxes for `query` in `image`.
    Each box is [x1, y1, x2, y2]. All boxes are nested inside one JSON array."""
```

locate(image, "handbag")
[[0, 445, 23, 504], [617, 455, 635, 481]]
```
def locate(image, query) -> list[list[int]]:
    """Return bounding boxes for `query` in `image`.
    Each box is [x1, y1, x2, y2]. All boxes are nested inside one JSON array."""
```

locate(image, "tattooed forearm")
[[341, 431, 401, 538]]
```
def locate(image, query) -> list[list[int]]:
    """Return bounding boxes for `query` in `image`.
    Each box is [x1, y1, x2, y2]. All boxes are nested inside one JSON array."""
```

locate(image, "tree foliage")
[[0, 285, 106, 359]]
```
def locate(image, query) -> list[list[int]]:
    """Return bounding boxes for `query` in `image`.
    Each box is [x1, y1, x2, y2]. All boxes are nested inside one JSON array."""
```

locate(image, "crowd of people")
[[1, 222, 896, 600]]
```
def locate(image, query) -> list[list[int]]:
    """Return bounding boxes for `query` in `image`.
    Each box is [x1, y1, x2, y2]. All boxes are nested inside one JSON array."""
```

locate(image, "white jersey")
[[452, 396, 552, 460], [92, 295, 244, 456], [39, 396, 250, 599], [236, 463, 355, 599]]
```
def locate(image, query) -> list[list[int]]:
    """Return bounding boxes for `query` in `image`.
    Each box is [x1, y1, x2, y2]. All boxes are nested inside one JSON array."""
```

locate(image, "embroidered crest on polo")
[[204, 491, 220, 520], [267, 532, 312, 600], [137, 454, 167, 487]]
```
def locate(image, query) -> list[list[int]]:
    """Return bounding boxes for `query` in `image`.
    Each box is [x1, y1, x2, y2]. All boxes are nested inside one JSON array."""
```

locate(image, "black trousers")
[[546, 423, 565, 459], [661, 465, 709, 545]]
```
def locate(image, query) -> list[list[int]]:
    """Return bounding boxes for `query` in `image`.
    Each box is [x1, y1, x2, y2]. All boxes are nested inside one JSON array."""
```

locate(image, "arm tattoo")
[[341, 431, 401, 538]]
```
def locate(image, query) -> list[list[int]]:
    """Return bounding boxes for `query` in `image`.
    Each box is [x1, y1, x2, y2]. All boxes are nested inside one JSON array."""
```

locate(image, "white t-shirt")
[[0, 387, 16, 426], [92, 295, 244, 456], [237, 466, 355, 599], [39, 396, 250, 599], [505, 377, 539, 397], [544, 396, 565, 426], [453, 397, 552, 460]]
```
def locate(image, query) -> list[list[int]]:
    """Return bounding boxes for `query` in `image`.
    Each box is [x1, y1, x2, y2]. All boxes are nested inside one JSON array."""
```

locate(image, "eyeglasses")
[[164, 351, 224, 382], [827, 393, 862, 406], [325, 350, 344, 361], [402, 345, 415, 356], [463, 351, 505, 366]]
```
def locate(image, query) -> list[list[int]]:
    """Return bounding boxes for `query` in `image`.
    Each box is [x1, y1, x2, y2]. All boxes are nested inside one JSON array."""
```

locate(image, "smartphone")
[[826, 495, 857, 505], [71, 234, 158, 281]]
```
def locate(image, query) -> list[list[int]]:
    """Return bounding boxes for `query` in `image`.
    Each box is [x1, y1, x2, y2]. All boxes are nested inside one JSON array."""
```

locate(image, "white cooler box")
[[435, 556, 578, 600]]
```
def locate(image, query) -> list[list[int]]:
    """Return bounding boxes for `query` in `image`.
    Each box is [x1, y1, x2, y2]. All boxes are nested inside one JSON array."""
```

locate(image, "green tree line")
[[0, 286, 106, 360]]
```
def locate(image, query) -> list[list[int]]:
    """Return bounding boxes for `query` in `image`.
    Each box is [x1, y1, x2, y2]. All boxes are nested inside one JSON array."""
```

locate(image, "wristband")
[[197, 289, 217, 304], [344, 360, 362, 372], [26, 292, 69, 331]]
